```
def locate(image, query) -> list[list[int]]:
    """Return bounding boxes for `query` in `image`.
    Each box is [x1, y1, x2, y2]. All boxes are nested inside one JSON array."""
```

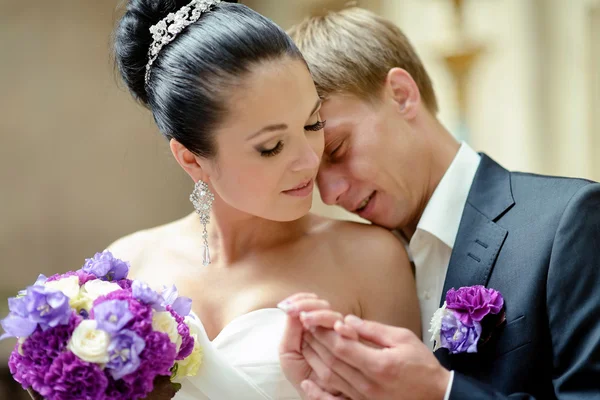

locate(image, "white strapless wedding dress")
[[175, 308, 301, 400]]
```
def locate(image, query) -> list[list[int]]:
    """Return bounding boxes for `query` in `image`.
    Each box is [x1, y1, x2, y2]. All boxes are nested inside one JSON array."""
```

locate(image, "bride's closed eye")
[[260, 120, 326, 158], [304, 120, 326, 132], [260, 141, 284, 157]]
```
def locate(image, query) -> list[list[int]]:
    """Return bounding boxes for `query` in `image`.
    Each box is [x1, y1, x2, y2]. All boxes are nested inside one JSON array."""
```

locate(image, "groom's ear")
[[384, 67, 420, 120], [169, 139, 212, 183]]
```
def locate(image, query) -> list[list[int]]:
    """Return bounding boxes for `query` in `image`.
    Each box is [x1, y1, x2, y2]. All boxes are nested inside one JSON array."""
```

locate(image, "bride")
[[110, 0, 420, 398]]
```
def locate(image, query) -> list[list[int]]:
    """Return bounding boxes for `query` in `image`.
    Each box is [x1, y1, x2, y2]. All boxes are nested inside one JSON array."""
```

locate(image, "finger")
[[344, 315, 409, 347], [278, 299, 317, 355], [301, 380, 346, 400], [281, 298, 331, 318], [334, 320, 359, 341], [312, 327, 386, 380], [304, 333, 372, 399], [278, 293, 319, 312], [300, 309, 344, 330]]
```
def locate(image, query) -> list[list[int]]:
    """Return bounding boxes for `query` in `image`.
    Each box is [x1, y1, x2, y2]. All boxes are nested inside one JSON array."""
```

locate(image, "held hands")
[[278, 293, 451, 400]]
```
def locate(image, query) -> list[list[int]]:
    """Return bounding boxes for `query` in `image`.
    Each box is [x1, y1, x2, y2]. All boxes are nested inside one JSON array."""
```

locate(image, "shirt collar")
[[412, 142, 481, 249]]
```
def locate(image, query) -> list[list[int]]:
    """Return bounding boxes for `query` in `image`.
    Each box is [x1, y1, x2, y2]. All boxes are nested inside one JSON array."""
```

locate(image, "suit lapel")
[[435, 155, 513, 367], [440, 154, 514, 306]]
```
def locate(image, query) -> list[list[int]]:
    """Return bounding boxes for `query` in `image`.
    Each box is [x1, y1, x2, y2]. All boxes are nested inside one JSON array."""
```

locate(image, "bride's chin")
[[269, 201, 313, 222]]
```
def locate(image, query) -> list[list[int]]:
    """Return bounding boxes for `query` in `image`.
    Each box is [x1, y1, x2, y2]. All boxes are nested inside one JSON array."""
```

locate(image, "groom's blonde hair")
[[289, 7, 438, 113]]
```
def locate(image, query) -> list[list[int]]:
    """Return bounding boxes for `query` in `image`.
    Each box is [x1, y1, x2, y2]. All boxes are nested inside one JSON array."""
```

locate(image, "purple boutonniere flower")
[[429, 285, 505, 354], [446, 285, 504, 326]]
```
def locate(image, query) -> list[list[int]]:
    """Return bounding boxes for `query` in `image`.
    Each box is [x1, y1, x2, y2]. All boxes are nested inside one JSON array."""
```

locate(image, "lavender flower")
[[446, 285, 504, 326], [82, 251, 129, 281], [440, 311, 482, 354], [17, 274, 48, 297], [93, 300, 133, 334], [1, 286, 71, 339], [106, 330, 146, 380], [132, 280, 164, 310], [161, 285, 192, 317]]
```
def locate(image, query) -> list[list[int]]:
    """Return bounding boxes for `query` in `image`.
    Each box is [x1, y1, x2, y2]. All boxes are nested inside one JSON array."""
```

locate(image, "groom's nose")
[[317, 167, 350, 205]]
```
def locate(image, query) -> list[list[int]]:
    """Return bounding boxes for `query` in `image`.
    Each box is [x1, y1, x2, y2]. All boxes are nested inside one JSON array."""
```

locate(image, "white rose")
[[67, 320, 110, 364], [429, 302, 451, 351], [44, 276, 80, 299], [152, 311, 182, 352], [82, 280, 122, 302]]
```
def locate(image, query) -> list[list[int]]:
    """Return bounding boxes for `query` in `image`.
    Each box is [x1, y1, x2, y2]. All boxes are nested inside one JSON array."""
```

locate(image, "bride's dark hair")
[[113, 0, 304, 158]]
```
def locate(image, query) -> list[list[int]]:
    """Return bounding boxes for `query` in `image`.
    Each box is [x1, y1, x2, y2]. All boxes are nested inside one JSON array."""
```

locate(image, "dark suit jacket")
[[434, 154, 600, 399]]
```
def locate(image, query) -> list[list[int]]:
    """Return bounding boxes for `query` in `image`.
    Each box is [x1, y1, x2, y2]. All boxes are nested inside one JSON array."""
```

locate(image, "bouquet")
[[0, 250, 202, 399]]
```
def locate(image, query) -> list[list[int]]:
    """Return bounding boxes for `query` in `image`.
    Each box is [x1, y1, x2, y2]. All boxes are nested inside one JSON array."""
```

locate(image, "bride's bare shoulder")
[[107, 213, 197, 270], [309, 215, 407, 258]]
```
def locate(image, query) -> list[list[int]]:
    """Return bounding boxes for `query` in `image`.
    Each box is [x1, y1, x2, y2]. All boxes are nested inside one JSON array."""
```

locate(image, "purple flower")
[[440, 311, 482, 354], [446, 285, 504, 326], [132, 280, 164, 310], [82, 251, 129, 281], [168, 307, 193, 360], [161, 285, 192, 317], [1, 286, 71, 339], [40, 351, 108, 400], [92, 290, 153, 337], [121, 331, 177, 399], [9, 314, 81, 393], [93, 299, 133, 334], [116, 279, 133, 290], [106, 330, 146, 380]]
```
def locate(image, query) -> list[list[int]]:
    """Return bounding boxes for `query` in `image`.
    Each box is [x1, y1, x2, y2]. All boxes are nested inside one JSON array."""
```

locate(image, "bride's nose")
[[290, 137, 321, 172]]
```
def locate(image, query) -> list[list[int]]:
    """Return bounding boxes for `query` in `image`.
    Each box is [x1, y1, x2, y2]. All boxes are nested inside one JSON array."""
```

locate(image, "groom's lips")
[[356, 191, 377, 219]]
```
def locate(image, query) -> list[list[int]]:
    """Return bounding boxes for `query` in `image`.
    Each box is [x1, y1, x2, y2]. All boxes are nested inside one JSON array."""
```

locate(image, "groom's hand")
[[302, 315, 451, 400]]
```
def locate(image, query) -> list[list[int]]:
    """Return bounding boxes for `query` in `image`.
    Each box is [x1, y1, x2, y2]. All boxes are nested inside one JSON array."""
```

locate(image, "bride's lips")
[[282, 179, 314, 197]]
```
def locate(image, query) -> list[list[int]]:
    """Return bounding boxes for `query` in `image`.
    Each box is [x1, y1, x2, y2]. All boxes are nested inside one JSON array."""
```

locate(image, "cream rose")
[[172, 333, 203, 382], [44, 276, 80, 300], [73, 280, 122, 311], [152, 311, 182, 352], [82, 280, 122, 301], [67, 320, 110, 363]]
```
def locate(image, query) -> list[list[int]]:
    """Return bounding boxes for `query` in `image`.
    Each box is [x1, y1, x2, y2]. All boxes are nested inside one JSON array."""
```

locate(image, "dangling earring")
[[190, 181, 214, 266]]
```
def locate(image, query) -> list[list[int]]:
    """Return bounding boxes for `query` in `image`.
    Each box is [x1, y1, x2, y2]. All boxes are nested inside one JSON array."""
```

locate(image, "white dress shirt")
[[405, 142, 481, 399]]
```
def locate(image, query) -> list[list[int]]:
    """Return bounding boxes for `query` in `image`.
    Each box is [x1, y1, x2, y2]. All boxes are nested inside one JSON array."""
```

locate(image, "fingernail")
[[277, 301, 295, 313], [334, 320, 344, 330], [345, 314, 363, 327], [301, 380, 310, 391]]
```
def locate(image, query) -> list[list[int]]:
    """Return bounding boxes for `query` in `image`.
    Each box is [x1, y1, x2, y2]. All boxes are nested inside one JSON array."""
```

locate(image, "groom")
[[286, 7, 600, 400]]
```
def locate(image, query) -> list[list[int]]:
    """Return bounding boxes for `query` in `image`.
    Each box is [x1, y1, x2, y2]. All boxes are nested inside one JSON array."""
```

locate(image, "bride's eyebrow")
[[246, 99, 323, 141]]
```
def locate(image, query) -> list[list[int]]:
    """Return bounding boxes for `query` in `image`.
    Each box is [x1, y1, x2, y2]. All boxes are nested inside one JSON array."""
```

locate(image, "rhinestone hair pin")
[[144, 0, 222, 85]]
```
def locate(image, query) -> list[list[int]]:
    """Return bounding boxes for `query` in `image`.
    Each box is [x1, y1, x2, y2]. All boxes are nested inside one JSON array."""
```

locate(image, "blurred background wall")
[[1, 0, 599, 396]]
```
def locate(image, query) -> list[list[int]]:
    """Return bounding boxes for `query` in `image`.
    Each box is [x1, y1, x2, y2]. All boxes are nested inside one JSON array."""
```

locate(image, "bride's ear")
[[169, 139, 211, 182]]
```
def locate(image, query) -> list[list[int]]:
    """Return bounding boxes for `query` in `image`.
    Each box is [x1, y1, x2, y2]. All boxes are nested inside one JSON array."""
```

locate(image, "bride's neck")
[[193, 199, 309, 265]]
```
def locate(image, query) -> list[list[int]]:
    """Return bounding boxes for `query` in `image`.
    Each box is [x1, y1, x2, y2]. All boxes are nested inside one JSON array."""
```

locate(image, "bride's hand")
[[278, 293, 357, 399]]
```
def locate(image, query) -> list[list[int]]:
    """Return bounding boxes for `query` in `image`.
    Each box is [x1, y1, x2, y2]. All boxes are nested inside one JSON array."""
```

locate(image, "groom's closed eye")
[[325, 137, 347, 162]]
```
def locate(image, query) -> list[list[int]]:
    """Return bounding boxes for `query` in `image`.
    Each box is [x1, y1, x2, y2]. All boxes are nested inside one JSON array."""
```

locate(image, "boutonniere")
[[429, 285, 506, 354]]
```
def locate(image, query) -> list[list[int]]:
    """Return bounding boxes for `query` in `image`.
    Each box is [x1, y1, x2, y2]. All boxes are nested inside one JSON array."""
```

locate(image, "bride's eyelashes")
[[304, 120, 326, 132], [259, 120, 326, 158], [261, 141, 284, 157]]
